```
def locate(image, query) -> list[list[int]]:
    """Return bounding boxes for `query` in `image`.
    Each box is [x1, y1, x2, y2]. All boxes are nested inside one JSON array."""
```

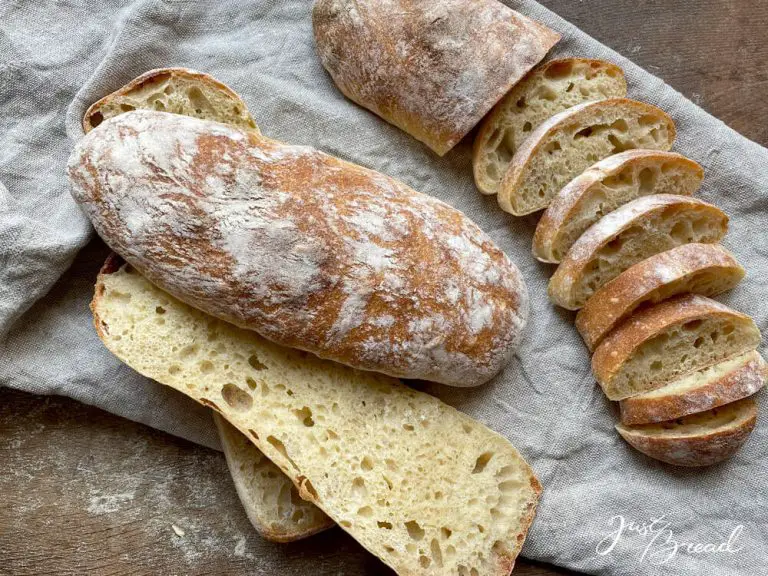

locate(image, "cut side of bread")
[[619, 351, 767, 426], [548, 195, 728, 310], [473, 58, 627, 195], [576, 244, 744, 351], [92, 256, 542, 576], [616, 396, 757, 467], [82, 68, 258, 134], [213, 413, 334, 542], [592, 294, 761, 401], [533, 151, 704, 263], [497, 98, 676, 215]]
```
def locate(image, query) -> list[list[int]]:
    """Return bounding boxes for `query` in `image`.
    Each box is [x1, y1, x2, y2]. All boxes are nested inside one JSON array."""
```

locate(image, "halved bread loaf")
[[619, 351, 767, 425], [82, 68, 258, 134], [592, 294, 761, 401], [497, 98, 676, 215], [576, 244, 745, 351], [616, 396, 758, 467], [533, 151, 704, 263], [92, 256, 542, 576], [548, 195, 728, 310], [472, 58, 627, 195]]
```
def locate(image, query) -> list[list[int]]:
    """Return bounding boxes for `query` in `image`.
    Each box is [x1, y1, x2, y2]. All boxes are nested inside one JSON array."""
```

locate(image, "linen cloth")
[[1, 1, 766, 574]]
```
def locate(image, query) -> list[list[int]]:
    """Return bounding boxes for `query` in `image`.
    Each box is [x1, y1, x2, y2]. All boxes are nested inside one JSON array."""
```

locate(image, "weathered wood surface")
[[2, 1, 767, 574]]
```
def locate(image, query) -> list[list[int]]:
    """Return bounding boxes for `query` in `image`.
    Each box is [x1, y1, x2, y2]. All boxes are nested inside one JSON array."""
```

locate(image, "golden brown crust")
[[616, 397, 757, 467], [312, 0, 559, 156], [547, 195, 729, 310], [70, 111, 528, 387], [533, 150, 704, 263], [576, 244, 745, 351], [591, 294, 758, 398], [497, 98, 677, 215], [82, 67, 258, 134], [473, 58, 627, 195]]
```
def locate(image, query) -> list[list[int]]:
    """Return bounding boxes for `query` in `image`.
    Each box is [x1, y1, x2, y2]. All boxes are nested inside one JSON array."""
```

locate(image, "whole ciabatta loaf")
[[312, 0, 560, 156], [68, 111, 529, 387], [93, 258, 542, 576]]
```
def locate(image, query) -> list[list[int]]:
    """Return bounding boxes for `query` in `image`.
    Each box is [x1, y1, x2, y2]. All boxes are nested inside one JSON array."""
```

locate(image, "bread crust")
[[70, 111, 528, 387], [82, 67, 258, 134], [592, 294, 760, 400], [533, 150, 704, 263], [548, 194, 728, 310], [619, 351, 767, 425], [497, 98, 677, 215], [473, 58, 627, 195], [616, 397, 757, 467], [576, 244, 745, 351], [312, 0, 560, 156]]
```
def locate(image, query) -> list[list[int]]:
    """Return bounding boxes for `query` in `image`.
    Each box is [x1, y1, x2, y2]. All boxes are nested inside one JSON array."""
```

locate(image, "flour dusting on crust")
[[68, 111, 528, 386]]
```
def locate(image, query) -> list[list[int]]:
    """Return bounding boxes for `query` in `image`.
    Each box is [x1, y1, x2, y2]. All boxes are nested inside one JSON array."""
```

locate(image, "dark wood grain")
[[2, 1, 767, 575]]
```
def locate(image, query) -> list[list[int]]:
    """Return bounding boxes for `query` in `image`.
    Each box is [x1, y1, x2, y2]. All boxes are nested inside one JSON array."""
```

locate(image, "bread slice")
[[497, 98, 676, 215], [619, 351, 767, 426], [576, 244, 744, 351], [82, 68, 258, 134], [548, 195, 728, 310], [533, 151, 704, 263], [92, 256, 542, 576], [615, 396, 758, 467], [592, 294, 761, 401], [472, 58, 627, 195], [213, 414, 334, 541]]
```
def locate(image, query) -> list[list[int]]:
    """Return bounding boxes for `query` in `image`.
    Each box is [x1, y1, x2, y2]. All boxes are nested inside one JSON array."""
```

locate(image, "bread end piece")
[[616, 396, 758, 467], [82, 67, 258, 134]]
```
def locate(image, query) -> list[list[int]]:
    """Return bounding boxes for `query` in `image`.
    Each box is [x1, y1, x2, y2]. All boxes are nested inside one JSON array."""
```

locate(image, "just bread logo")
[[595, 515, 744, 565]]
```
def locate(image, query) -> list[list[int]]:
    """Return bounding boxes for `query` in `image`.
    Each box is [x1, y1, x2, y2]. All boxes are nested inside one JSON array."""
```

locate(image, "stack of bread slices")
[[474, 58, 765, 467]]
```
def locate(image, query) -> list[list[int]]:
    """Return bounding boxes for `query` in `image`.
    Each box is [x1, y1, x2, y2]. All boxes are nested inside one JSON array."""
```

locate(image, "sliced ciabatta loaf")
[[619, 351, 767, 426], [473, 58, 627, 195], [92, 256, 542, 576], [313, 0, 560, 156], [592, 294, 761, 401], [548, 195, 728, 310], [533, 151, 704, 263], [82, 68, 258, 134], [576, 244, 744, 351], [69, 111, 529, 388], [214, 414, 334, 541], [616, 396, 758, 467], [497, 98, 676, 215]]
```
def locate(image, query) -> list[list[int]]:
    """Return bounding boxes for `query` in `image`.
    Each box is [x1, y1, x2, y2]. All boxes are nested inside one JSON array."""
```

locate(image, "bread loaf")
[[575, 244, 744, 351], [533, 151, 704, 263], [312, 0, 560, 156], [592, 294, 761, 401], [619, 351, 766, 425], [615, 397, 757, 467], [498, 98, 676, 215], [548, 195, 728, 310], [473, 58, 627, 195], [92, 257, 542, 576], [214, 413, 334, 541], [82, 68, 258, 134], [68, 110, 529, 387]]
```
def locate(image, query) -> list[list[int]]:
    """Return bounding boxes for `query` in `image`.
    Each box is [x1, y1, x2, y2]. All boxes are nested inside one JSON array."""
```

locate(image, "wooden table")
[[2, 1, 767, 574]]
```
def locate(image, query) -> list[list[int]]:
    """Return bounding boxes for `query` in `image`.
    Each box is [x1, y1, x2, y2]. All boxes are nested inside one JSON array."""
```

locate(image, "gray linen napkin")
[[1, 1, 766, 574]]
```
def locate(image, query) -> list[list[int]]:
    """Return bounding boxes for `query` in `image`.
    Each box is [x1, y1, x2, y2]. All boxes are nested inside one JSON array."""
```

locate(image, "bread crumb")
[[172, 524, 186, 537]]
